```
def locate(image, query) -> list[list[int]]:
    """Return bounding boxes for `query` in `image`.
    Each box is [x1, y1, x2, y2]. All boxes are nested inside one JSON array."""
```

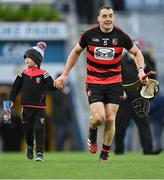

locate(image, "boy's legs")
[[34, 108, 46, 161], [22, 107, 35, 159]]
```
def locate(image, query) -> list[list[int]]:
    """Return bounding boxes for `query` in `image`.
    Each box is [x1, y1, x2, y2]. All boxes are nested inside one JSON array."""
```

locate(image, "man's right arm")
[[63, 43, 83, 76], [54, 43, 84, 88]]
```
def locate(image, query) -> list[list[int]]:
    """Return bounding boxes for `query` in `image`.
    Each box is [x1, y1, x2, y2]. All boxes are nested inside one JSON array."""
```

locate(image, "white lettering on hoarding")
[[0, 22, 68, 40]]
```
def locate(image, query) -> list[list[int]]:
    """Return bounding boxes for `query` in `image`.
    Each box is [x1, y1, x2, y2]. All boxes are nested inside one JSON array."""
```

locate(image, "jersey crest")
[[112, 38, 118, 45]]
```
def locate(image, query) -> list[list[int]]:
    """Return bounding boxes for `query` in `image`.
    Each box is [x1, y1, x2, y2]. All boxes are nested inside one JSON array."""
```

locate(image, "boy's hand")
[[54, 74, 68, 89]]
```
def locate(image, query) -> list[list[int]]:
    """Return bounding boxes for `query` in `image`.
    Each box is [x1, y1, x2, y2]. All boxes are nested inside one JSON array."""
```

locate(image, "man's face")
[[97, 8, 115, 32]]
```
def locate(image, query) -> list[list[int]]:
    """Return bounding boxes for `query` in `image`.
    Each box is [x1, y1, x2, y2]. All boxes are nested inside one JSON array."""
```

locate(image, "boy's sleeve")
[[43, 71, 57, 90], [10, 71, 23, 101]]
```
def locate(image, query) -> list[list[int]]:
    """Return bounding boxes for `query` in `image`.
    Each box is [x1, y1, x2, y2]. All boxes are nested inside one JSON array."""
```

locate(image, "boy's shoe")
[[35, 152, 44, 161], [87, 128, 98, 154], [26, 146, 34, 160]]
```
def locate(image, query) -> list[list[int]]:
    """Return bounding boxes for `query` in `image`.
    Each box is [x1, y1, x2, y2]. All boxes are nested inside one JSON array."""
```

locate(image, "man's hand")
[[53, 74, 68, 89], [138, 70, 157, 85], [138, 69, 147, 84]]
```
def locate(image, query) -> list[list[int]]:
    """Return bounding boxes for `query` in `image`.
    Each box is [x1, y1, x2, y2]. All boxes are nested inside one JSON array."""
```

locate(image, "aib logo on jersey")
[[36, 77, 41, 84], [94, 47, 115, 60], [112, 38, 118, 45]]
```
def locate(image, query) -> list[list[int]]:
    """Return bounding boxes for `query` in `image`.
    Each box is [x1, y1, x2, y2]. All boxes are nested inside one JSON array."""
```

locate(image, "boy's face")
[[24, 57, 37, 68]]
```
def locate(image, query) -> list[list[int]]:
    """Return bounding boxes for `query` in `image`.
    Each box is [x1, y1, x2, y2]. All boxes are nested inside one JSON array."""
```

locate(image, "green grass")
[[0, 151, 164, 179]]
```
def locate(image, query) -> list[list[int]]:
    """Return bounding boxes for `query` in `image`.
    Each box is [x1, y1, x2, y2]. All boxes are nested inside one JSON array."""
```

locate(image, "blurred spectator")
[[0, 109, 23, 151], [115, 56, 153, 154], [111, 0, 126, 11], [0, 86, 23, 151], [50, 74, 75, 151], [143, 42, 164, 151], [75, 0, 95, 24], [114, 39, 160, 155], [143, 42, 157, 79], [150, 95, 164, 151]]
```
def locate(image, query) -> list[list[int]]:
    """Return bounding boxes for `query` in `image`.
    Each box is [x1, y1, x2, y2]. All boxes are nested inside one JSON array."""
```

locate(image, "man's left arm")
[[128, 44, 146, 82]]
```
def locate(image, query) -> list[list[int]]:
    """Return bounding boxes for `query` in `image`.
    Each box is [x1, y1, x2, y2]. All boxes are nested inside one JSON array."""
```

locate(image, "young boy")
[[9, 42, 57, 161]]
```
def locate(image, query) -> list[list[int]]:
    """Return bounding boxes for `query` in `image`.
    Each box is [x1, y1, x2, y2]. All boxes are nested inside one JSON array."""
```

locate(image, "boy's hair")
[[24, 42, 47, 67]]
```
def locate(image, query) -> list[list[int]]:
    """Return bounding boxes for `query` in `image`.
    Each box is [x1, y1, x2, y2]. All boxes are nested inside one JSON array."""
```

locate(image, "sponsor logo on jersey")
[[94, 47, 115, 60], [92, 38, 99, 42]]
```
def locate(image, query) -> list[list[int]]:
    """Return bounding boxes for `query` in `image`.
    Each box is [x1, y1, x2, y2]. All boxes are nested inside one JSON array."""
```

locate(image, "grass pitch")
[[0, 151, 164, 179]]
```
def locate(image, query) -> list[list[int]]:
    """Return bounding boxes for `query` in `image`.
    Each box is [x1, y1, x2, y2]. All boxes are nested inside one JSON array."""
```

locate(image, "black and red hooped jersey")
[[10, 66, 56, 108], [79, 25, 134, 84]]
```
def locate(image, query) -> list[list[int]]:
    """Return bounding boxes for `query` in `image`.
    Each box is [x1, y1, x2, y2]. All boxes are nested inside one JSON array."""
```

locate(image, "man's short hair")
[[98, 6, 113, 15]]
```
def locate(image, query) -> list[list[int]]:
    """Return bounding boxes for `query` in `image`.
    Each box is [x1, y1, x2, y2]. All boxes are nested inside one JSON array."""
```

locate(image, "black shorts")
[[86, 83, 124, 105]]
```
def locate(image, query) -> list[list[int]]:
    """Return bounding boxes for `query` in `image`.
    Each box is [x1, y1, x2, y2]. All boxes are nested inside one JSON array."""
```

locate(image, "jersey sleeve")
[[122, 33, 134, 51], [43, 71, 57, 90], [79, 31, 88, 49], [10, 71, 23, 101]]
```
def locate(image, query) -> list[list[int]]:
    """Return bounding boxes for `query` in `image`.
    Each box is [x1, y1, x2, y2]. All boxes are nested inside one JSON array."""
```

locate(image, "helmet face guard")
[[140, 79, 159, 100], [132, 98, 150, 118]]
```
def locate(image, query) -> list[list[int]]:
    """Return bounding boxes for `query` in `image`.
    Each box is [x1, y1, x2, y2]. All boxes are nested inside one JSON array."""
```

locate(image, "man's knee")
[[90, 114, 105, 126], [106, 114, 116, 123]]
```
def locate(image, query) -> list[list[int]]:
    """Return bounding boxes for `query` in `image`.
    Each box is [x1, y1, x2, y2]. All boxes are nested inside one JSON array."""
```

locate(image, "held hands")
[[53, 74, 67, 89]]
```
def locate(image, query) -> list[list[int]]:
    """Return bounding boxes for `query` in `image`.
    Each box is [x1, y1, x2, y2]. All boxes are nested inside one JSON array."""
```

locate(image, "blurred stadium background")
[[0, 0, 164, 153]]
